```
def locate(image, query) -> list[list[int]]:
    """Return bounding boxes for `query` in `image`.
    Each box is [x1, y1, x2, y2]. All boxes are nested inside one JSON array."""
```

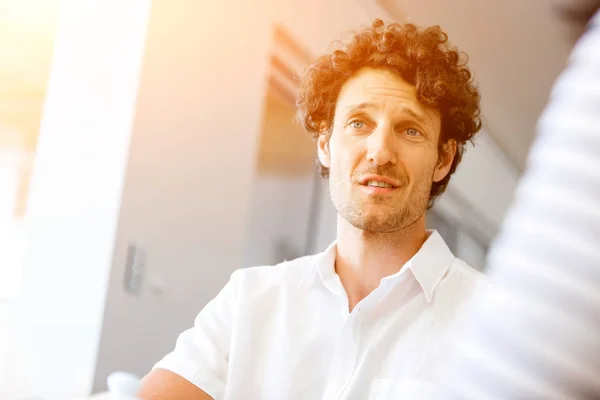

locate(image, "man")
[[138, 19, 484, 399], [435, 4, 600, 399]]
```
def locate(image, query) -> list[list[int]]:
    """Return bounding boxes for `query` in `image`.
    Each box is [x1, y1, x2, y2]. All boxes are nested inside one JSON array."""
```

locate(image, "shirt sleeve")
[[152, 269, 241, 400]]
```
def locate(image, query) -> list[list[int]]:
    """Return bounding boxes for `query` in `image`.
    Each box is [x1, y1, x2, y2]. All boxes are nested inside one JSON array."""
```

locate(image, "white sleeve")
[[435, 11, 600, 400], [153, 270, 241, 400]]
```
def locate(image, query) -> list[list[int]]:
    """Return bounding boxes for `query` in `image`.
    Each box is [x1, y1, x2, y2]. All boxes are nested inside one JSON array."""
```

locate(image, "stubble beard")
[[330, 177, 431, 234]]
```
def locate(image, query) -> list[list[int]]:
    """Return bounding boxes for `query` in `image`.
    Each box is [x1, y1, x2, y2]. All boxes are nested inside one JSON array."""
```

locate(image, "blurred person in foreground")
[[435, 2, 600, 399], [138, 19, 483, 400]]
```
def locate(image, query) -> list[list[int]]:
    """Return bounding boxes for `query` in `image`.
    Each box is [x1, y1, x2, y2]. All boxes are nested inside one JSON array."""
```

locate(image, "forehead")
[[335, 67, 439, 121]]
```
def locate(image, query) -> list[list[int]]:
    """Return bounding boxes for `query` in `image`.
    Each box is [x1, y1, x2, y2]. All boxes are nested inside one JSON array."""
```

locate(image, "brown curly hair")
[[296, 19, 482, 207]]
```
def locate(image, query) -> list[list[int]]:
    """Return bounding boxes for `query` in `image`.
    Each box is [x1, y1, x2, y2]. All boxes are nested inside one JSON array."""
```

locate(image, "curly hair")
[[296, 19, 482, 207]]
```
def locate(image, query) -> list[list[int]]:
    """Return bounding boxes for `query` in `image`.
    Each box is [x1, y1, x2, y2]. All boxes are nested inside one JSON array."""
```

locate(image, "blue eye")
[[350, 120, 365, 129], [406, 128, 421, 137]]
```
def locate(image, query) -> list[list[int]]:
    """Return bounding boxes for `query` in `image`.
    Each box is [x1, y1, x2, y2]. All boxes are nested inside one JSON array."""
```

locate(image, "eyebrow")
[[345, 102, 429, 126]]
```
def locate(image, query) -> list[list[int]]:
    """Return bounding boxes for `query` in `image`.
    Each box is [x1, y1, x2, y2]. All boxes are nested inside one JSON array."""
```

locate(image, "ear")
[[433, 139, 457, 183], [317, 133, 331, 169]]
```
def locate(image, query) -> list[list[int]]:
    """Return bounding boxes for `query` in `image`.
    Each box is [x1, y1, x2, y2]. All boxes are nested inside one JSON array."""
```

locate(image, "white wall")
[[455, 230, 488, 271], [244, 175, 316, 266], [0, 139, 28, 299], [8, 1, 151, 399], [92, 0, 273, 391], [243, 88, 319, 266], [449, 132, 520, 229]]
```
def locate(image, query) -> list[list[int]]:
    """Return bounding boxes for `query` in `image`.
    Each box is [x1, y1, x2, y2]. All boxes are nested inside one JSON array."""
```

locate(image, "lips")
[[365, 180, 394, 188], [358, 175, 400, 188]]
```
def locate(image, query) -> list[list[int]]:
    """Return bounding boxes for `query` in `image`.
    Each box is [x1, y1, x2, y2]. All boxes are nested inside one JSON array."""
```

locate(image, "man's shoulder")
[[433, 258, 490, 325], [453, 258, 487, 279], [443, 257, 489, 293]]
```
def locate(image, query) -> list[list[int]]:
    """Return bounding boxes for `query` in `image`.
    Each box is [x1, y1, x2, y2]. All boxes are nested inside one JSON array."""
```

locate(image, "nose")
[[366, 125, 397, 165]]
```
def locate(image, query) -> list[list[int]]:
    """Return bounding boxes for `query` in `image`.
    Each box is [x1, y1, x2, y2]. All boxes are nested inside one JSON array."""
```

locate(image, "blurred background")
[[0, 0, 584, 398]]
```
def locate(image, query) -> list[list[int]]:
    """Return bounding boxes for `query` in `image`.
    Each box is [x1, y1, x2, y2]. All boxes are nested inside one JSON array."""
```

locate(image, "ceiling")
[[377, 0, 585, 170]]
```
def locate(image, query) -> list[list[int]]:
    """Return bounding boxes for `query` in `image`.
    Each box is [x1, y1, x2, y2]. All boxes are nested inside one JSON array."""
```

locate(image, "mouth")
[[358, 175, 400, 193], [359, 175, 399, 187], [363, 180, 395, 189]]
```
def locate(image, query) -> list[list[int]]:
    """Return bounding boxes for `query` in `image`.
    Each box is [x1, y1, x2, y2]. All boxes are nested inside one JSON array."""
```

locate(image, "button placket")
[[328, 281, 395, 399], [330, 307, 367, 399]]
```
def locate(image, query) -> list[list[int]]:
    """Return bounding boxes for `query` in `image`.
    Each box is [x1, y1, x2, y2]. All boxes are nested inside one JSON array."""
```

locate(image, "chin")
[[349, 212, 399, 233]]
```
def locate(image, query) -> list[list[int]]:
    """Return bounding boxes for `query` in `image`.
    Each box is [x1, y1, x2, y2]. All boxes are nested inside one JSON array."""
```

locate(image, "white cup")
[[106, 371, 141, 399]]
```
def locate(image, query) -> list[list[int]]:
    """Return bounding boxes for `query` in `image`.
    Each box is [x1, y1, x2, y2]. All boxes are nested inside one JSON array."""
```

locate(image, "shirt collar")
[[406, 230, 455, 303], [297, 241, 337, 291], [298, 230, 455, 303]]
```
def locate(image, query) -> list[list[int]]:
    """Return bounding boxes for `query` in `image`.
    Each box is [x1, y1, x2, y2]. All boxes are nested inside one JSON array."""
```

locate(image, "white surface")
[[75, 393, 111, 400], [0, 147, 29, 299], [242, 91, 317, 267], [455, 230, 487, 271], [91, 0, 275, 391], [9, 1, 151, 399], [449, 134, 519, 229], [243, 174, 316, 266], [154, 232, 486, 399], [106, 371, 140, 397]]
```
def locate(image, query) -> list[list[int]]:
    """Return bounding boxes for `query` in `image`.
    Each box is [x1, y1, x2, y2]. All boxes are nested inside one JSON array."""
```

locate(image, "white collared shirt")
[[153, 231, 486, 400]]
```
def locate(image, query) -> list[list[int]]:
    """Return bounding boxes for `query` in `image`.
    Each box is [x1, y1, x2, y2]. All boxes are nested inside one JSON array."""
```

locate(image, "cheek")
[[404, 149, 438, 180], [328, 135, 352, 169], [338, 135, 366, 161]]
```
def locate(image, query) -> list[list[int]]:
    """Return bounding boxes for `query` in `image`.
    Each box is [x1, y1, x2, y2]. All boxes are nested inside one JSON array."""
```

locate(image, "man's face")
[[318, 67, 455, 233]]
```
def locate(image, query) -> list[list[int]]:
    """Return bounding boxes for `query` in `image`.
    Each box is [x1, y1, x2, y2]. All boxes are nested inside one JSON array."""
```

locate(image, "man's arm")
[[138, 270, 242, 400], [137, 368, 214, 400]]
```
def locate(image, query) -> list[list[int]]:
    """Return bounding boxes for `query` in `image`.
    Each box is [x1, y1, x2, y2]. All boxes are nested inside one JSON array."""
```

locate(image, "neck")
[[335, 214, 429, 311]]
